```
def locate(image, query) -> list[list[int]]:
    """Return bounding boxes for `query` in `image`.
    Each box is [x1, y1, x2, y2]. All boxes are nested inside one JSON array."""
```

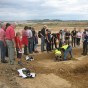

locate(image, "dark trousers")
[[65, 39, 70, 45], [59, 40, 63, 48], [72, 37, 76, 47], [83, 42, 88, 54], [51, 43, 53, 50], [5, 46, 8, 57], [16, 48, 22, 58], [51, 40, 57, 50], [53, 39, 57, 49], [76, 38, 80, 46], [24, 45, 28, 55], [28, 38, 33, 53], [0, 41, 5, 61], [46, 42, 51, 52], [33, 37, 35, 52]]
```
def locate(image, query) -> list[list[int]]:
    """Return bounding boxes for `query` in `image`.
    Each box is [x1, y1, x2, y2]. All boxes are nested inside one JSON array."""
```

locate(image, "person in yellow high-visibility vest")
[[61, 44, 73, 60], [54, 49, 62, 61]]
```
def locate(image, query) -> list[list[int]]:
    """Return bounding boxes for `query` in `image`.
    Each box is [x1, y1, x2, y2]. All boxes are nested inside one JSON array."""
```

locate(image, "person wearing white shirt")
[[76, 30, 82, 46]]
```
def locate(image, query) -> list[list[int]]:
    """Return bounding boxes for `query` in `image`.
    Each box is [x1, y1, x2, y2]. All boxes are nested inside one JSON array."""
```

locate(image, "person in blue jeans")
[[0, 23, 8, 63], [40, 25, 47, 52], [0, 41, 6, 63], [27, 27, 33, 54], [61, 44, 73, 60]]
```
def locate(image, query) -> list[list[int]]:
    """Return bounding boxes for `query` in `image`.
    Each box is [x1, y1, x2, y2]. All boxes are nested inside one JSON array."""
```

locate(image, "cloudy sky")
[[0, 0, 88, 21]]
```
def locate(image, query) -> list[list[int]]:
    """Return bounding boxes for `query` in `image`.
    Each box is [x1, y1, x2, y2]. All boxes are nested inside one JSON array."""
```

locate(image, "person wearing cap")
[[61, 43, 73, 60]]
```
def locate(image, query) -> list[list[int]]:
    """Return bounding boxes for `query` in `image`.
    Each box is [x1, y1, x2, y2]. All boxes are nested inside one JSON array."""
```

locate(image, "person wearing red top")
[[5, 23, 16, 65], [0, 22, 7, 63], [22, 26, 28, 55], [15, 32, 22, 64]]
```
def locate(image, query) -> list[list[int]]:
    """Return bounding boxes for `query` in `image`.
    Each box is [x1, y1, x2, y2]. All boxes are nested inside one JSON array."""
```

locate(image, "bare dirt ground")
[[0, 48, 88, 88]]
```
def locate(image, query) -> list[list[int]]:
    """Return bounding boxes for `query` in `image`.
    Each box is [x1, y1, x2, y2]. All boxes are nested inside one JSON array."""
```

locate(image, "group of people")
[[0, 22, 88, 65], [39, 26, 88, 56], [0, 22, 38, 65]]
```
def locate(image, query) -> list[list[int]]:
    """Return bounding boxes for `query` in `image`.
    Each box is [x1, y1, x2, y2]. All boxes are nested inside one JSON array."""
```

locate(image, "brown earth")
[[0, 48, 88, 88]]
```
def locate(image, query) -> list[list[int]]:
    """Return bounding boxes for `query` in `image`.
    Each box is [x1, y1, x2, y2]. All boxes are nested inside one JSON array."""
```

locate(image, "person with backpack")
[[27, 27, 33, 54], [40, 25, 47, 52]]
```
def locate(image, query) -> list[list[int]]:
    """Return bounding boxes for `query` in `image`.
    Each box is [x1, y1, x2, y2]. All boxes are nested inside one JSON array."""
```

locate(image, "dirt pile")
[[0, 48, 88, 88]]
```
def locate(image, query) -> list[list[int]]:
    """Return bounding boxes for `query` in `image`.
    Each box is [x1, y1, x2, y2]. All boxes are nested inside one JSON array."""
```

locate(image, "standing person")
[[40, 25, 47, 52], [46, 29, 51, 52], [4, 23, 11, 57], [71, 28, 77, 47], [27, 27, 33, 54], [5, 23, 16, 65], [15, 32, 22, 64], [65, 30, 70, 45], [31, 27, 35, 52], [52, 33, 57, 49], [51, 33, 54, 50], [82, 30, 88, 55], [57, 30, 63, 48], [76, 30, 82, 46], [34, 32, 38, 53], [0, 23, 7, 63], [22, 26, 28, 55]]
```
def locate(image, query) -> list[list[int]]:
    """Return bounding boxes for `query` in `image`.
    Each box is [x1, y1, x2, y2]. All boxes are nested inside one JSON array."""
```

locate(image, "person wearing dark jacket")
[[31, 27, 35, 52], [71, 28, 77, 47], [51, 33, 57, 50], [65, 30, 70, 45], [82, 30, 88, 55], [40, 25, 47, 52], [46, 29, 51, 52]]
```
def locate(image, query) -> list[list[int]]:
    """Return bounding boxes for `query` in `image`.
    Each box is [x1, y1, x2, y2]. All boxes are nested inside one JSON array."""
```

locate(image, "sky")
[[0, 0, 88, 21]]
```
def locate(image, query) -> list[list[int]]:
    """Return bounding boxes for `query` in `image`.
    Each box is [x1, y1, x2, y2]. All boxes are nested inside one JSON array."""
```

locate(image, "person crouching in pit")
[[54, 49, 62, 61], [61, 42, 73, 61], [15, 32, 23, 64]]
